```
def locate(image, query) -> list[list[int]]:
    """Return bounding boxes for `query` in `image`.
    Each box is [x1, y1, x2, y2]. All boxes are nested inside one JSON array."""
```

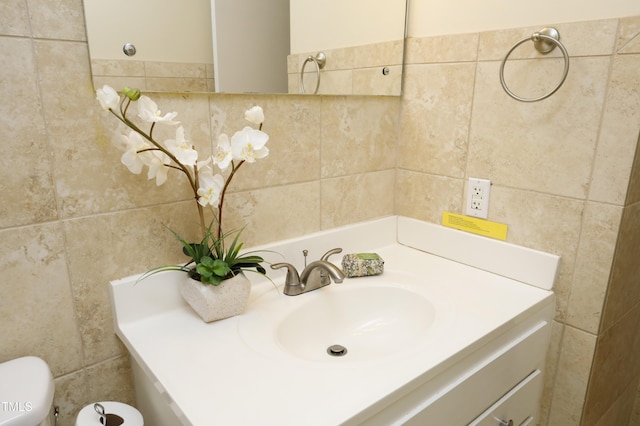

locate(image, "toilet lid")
[[0, 356, 54, 426]]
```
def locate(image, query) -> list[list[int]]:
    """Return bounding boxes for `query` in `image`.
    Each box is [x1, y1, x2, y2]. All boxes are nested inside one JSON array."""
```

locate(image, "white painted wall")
[[84, 0, 213, 63], [290, 0, 406, 53], [409, 0, 640, 37]]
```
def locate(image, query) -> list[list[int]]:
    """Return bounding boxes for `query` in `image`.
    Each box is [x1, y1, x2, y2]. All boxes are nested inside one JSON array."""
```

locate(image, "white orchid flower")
[[244, 106, 264, 126], [164, 126, 198, 167], [195, 155, 213, 172], [230, 126, 269, 163], [120, 131, 150, 174], [96, 85, 120, 111], [197, 170, 225, 207], [137, 96, 179, 124], [145, 150, 170, 186], [211, 133, 233, 171]]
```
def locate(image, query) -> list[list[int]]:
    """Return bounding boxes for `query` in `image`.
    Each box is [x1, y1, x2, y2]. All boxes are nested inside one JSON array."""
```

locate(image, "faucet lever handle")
[[319, 248, 344, 286], [271, 263, 301, 286], [320, 247, 342, 261], [272, 262, 304, 296]]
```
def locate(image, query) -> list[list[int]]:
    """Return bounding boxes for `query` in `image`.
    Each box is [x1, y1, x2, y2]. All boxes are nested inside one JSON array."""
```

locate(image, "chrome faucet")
[[271, 248, 345, 296]]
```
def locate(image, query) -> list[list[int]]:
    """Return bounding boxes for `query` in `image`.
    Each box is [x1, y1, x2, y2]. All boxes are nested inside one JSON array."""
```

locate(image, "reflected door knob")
[[122, 42, 137, 56]]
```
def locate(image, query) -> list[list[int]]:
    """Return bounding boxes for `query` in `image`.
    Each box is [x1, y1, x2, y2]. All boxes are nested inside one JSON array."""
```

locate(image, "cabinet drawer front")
[[470, 369, 543, 426]]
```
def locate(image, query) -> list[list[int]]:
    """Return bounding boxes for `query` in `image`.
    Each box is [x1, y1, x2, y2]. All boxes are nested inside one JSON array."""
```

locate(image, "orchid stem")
[[217, 160, 245, 239], [107, 96, 264, 245], [109, 107, 199, 198], [193, 166, 207, 237]]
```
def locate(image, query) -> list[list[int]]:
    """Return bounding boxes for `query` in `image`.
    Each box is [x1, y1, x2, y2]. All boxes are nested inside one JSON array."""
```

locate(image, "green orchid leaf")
[[141, 222, 272, 286]]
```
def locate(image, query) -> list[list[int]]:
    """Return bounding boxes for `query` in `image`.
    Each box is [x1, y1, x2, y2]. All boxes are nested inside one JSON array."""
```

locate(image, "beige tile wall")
[[398, 16, 640, 426], [2, 2, 640, 425]]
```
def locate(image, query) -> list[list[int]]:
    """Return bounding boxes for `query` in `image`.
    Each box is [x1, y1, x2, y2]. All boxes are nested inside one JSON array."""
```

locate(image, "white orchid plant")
[[96, 85, 269, 285]]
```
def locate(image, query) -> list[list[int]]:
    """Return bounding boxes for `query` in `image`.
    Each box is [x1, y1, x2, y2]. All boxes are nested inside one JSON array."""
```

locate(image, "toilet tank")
[[0, 356, 54, 426]]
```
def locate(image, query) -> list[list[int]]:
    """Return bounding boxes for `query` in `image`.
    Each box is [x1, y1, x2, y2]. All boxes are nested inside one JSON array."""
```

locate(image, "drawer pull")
[[497, 419, 513, 426]]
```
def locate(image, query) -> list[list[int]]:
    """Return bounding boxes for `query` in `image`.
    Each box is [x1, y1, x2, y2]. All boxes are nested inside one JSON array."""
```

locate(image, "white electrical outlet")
[[465, 177, 491, 219]]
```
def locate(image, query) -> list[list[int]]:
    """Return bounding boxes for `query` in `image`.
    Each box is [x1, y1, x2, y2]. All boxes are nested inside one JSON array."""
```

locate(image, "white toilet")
[[0, 356, 54, 426]]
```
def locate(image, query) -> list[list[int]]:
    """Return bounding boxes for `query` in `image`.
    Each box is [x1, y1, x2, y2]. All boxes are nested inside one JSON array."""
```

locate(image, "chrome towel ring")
[[300, 51, 326, 94], [499, 27, 570, 103]]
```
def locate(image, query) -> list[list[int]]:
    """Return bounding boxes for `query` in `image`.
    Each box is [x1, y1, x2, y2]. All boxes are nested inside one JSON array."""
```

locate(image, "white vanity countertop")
[[110, 216, 557, 425]]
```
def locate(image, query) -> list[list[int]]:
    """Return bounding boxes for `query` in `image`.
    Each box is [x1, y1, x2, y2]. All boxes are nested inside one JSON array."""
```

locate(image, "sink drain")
[[327, 344, 348, 357]]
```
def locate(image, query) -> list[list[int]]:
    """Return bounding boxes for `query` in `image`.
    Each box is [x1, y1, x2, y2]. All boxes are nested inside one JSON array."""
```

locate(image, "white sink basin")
[[277, 286, 435, 361], [238, 272, 455, 363]]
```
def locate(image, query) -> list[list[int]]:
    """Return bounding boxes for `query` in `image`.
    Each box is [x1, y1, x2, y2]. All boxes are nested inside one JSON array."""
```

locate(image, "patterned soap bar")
[[341, 253, 384, 278]]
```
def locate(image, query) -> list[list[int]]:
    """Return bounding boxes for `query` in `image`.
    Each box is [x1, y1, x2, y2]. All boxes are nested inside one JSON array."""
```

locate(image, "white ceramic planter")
[[179, 272, 251, 322]]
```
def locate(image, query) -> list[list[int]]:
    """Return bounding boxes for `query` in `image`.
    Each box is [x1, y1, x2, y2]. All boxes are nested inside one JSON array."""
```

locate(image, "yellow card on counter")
[[442, 212, 508, 241]]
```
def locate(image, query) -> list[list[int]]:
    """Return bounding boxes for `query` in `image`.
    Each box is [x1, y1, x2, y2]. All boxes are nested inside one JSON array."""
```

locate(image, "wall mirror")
[[83, 0, 407, 96]]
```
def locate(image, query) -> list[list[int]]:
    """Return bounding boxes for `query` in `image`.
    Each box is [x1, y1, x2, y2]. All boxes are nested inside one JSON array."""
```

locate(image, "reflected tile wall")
[[91, 59, 213, 93], [399, 16, 640, 426], [287, 40, 403, 95]]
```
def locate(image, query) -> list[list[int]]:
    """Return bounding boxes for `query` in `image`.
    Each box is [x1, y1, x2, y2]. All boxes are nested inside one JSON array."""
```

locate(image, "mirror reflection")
[[83, 0, 407, 96]]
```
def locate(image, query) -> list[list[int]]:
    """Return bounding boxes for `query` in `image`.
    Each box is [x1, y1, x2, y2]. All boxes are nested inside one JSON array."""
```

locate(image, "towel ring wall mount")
[[300, 52, 326, 95], [499, 27, 570, 103]]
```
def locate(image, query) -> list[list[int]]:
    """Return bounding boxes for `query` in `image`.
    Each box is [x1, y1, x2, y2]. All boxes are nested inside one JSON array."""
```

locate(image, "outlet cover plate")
[[465, 177, 491, 219]]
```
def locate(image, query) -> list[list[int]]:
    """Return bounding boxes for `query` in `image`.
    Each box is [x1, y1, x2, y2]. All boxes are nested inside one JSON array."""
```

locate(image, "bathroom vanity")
[[110, 216, 557, 425]]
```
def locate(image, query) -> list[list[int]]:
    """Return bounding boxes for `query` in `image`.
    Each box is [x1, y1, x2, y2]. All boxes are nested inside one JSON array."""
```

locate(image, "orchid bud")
[[244, 106, 264, 125], [123, 86, 141, 101]]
